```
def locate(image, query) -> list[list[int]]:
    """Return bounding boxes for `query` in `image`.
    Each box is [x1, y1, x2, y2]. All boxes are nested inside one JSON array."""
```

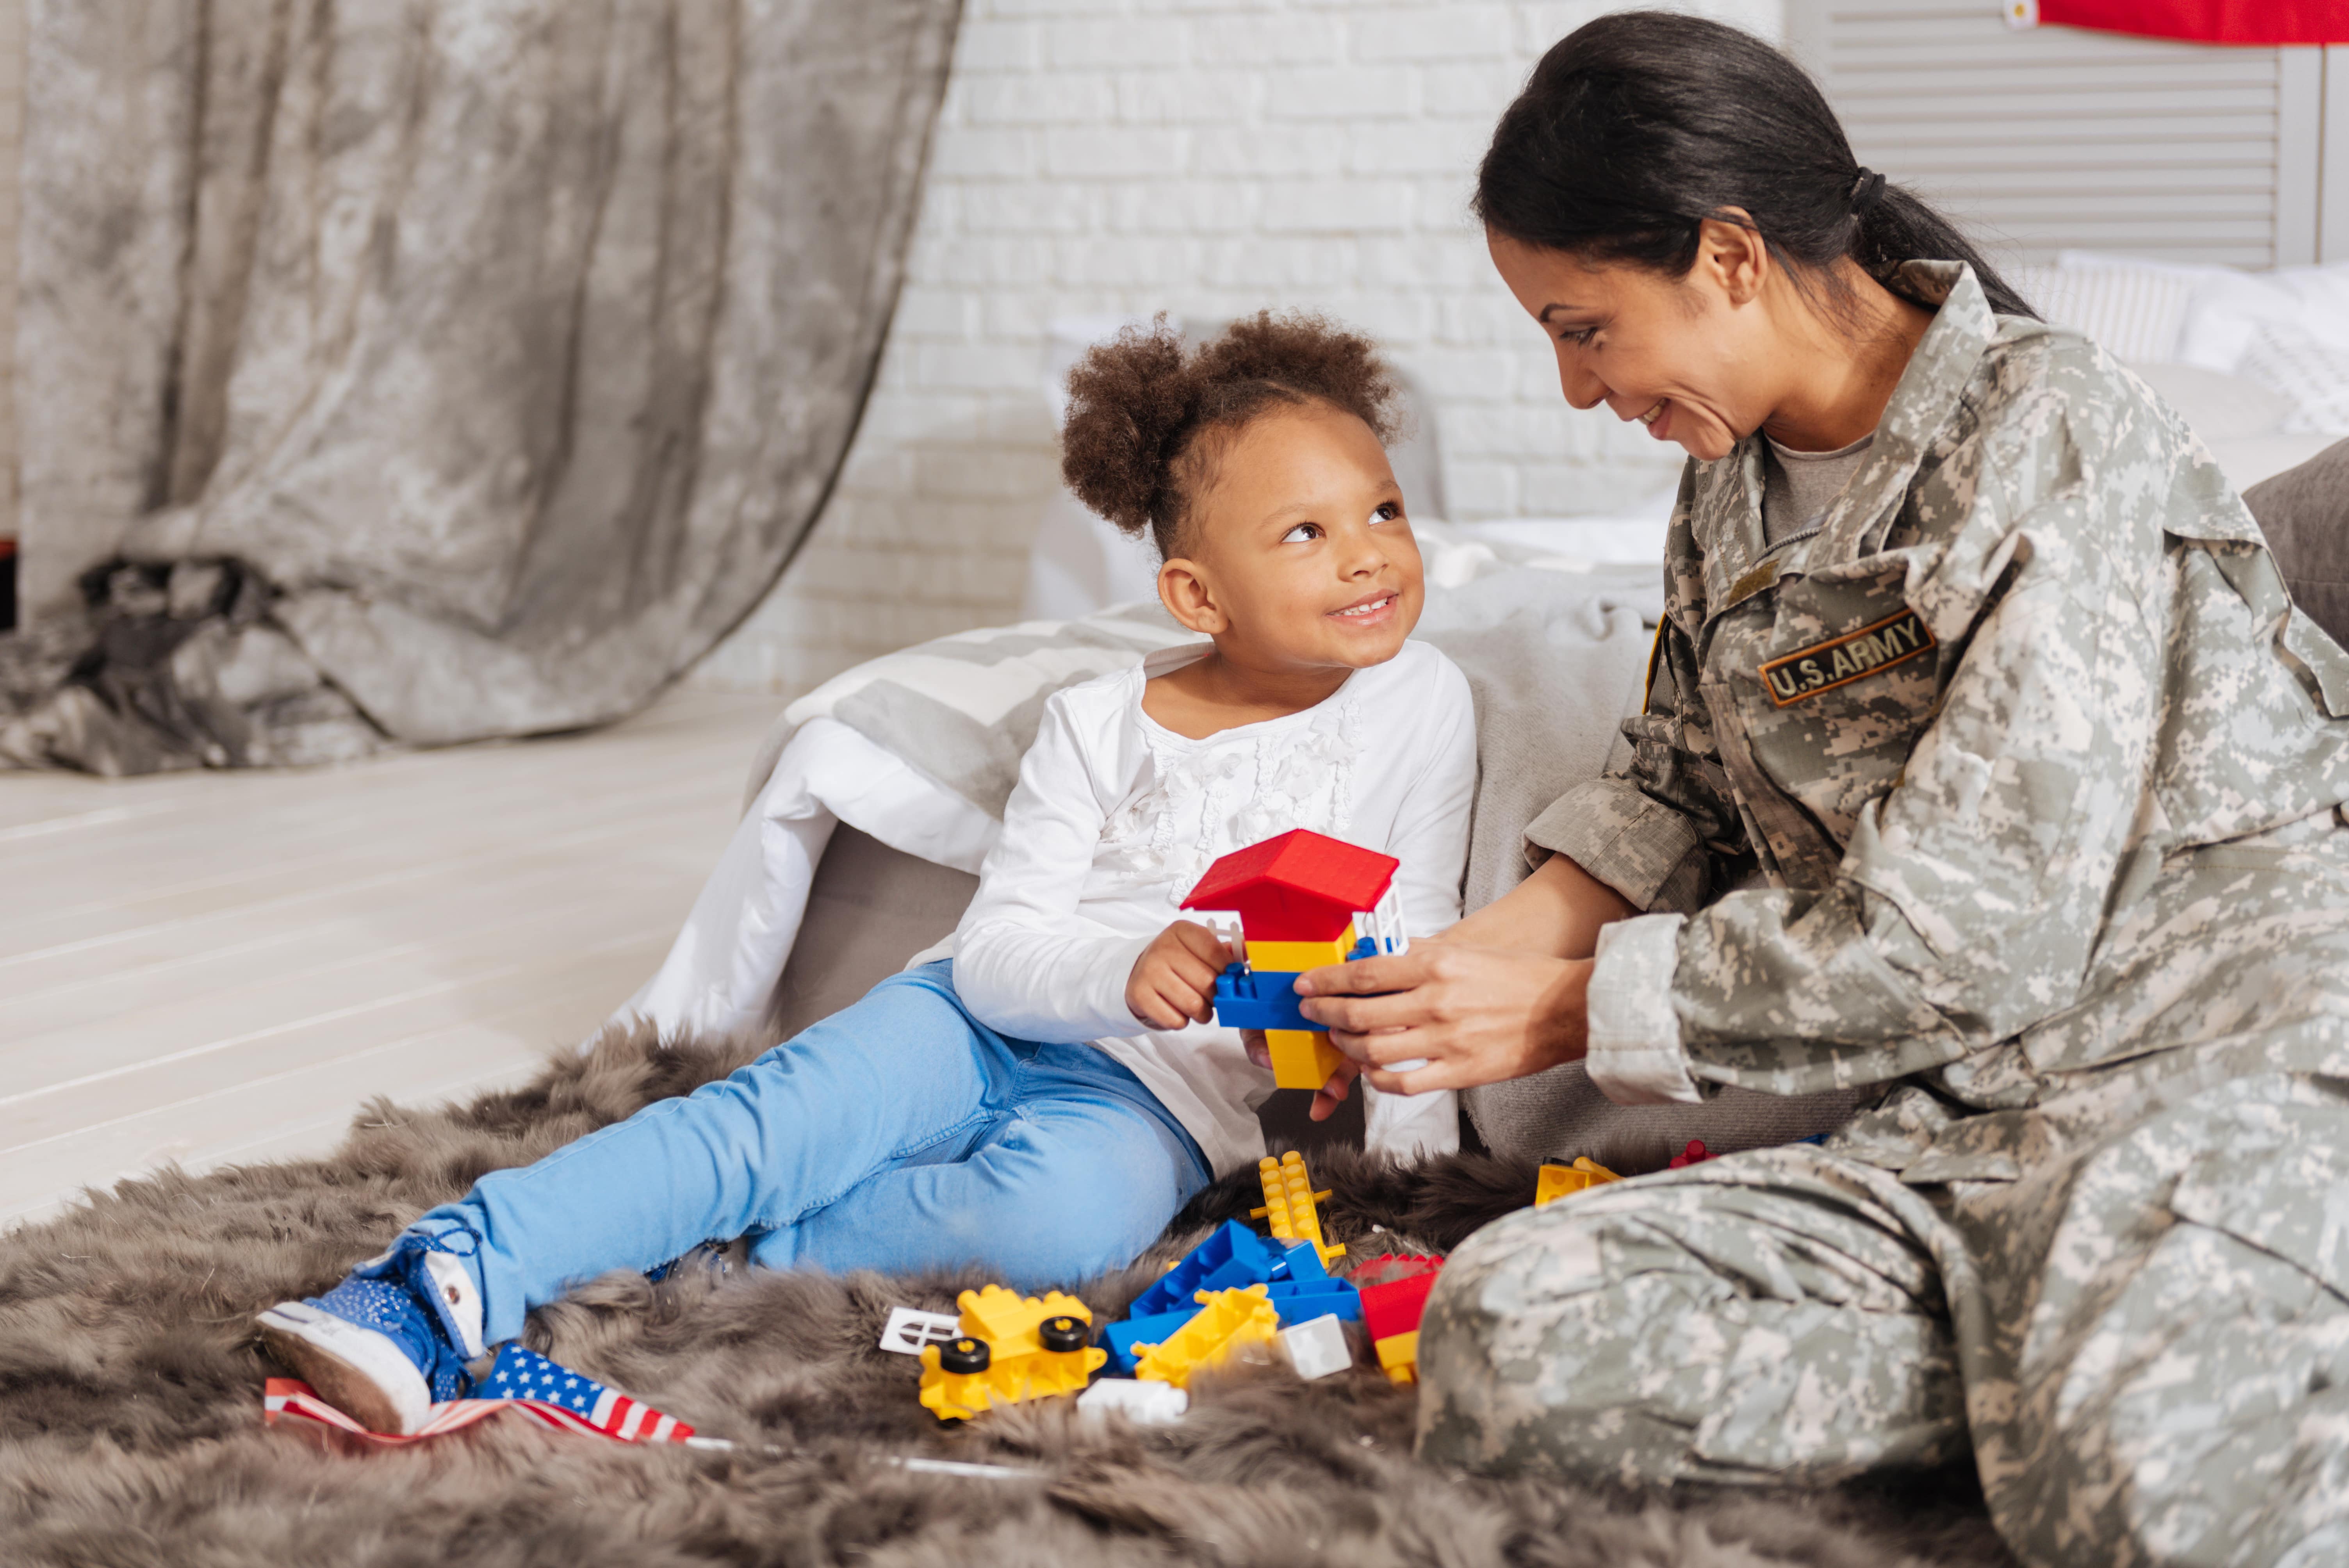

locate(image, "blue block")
[[1210, 964, 1313, 1032], [1102, 1307, 1202, 1375], [1267, 1277, 1360, 1326], [1347, 935, 1403, 961], [1278, 1240, 1328, 1282], [1130, 1219, 1293, 1320]]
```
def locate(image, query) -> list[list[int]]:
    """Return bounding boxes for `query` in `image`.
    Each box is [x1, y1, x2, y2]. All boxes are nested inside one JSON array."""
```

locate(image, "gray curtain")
[[0, 0, 960, 773]]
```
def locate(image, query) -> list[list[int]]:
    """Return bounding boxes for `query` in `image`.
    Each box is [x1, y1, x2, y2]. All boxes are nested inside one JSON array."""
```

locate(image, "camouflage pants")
[[1416, 1069, 2349, 1568], [1420, 809, 2349, 1566]]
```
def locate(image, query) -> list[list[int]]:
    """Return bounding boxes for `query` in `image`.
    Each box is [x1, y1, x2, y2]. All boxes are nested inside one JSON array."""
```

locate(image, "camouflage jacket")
[[1529, 262, 2349, 1106]]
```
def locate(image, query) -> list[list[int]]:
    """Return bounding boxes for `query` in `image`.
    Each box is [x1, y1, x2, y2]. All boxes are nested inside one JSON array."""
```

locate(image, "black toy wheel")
[[1037, 1315, 1089, 1353], [937, 1336, 990, 1374]]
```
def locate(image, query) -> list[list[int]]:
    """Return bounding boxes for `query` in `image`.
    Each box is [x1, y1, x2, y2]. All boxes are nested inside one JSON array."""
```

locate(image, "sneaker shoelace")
[[337, 1221, 490, 1401], [308, 1274, 476, 1402]]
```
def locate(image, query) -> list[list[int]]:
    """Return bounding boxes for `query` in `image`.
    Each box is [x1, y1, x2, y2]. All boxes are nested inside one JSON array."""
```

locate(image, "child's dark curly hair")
[[1059, 310, 1403, 560]]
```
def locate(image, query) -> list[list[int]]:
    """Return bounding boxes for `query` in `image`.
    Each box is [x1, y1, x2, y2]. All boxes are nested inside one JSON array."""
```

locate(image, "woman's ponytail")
[[1476, 12, 2037, 324], [1852, 176, 2037, 319]]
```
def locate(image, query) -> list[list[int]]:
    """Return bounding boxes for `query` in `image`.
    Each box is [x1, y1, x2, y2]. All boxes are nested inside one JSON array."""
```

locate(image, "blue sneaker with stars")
[[257, 1224, 490, 1435]]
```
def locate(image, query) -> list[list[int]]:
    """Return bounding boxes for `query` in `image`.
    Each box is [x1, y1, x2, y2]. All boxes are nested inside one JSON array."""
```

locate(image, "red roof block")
[[1179, 829, 1399, 941], [1358, 1265, 1442, 1343]]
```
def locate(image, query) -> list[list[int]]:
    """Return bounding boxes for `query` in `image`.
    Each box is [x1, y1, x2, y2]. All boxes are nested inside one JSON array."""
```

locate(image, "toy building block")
[[1277, 1313, 1354, 1381], [1358, 1270, 1438, 1343], [1181, 829, 1401, 942], [1278, 1238, 1330, 1281], [1076, 1377, 1189, 1426], [1130, 1219, 1296, 1320], [1265, 1028, 1349, 1093], [1252, 1150, 1345, 1266], [1210, 967, 1314, 1033], [957, 1284, 1095, 1361], [1534, 1156, 1622, 1207], [1358, 1262, 1445, 1386], [1103, 1307, 1207, 1376], [1669, 1139, 1713, 1169], [1247, 931, 1358, 972], [916, 1285, 1108, 1421], [1134, 1286, 1282, 1389], [1101, 1280, 1348, 1376], [1266, 1278, 1360, 1326], [879, 1306, 965, 1356], [1349, 1253, 1441, 1288], [1184, 830, 1408, 1092], [1374, 1332, 1421, 1383]]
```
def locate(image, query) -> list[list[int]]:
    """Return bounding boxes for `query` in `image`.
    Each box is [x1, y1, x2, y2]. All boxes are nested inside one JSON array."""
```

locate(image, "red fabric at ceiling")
[[2042, 0, 2349, 45]]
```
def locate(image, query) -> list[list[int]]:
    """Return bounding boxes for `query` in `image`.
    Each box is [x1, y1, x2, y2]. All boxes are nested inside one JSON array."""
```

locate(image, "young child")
[[257, 312, 1478, 1434]]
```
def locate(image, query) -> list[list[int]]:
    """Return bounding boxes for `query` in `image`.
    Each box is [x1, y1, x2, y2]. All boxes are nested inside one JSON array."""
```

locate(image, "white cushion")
[[2116, 359, 2327, 492], [2012, 261, 2198, 362], [2125, 362, 2296, 440], [2165, 260, 2349, 373], [2238, 324, 2349, 434]]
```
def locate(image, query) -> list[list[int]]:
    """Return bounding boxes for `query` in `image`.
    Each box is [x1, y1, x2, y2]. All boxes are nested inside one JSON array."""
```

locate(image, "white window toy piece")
[[878, 1306, 964, 1356], [1353, 883, 1409, 959]]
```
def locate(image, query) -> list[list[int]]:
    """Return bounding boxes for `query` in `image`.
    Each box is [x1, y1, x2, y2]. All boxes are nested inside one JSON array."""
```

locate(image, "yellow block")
[[955, 1284, 1096, 1357], [1251, 1149, 1344, 1267], [1375, 1330, 1420, 1385], [1266, 1029, 1347, 1092], [918, 1342, 1107, 1421], [916, 1285, 1109, 1420], [1134, 1286, 1281, 1390], [1245, 925, 1356, 972], [1533, 1157, 1622, 1207]]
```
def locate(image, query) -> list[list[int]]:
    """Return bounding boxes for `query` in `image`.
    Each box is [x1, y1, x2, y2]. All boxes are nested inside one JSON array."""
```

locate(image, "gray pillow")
[[2244, 438, 2349, 650]]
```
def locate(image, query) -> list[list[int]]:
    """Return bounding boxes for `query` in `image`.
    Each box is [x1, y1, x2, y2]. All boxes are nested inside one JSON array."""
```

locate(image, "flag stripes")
[[263, 1343, 695, 1447]]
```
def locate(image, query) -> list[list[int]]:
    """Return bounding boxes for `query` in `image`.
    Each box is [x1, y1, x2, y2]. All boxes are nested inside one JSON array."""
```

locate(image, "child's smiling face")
[[1157, 401, 1424, 675]]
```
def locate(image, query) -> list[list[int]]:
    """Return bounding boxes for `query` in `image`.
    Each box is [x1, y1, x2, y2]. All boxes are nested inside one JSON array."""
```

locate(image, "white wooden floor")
[[0, 688, 780, 1233]]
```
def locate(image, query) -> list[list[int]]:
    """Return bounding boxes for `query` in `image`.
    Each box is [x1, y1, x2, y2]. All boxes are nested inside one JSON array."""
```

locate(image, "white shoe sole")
[[256, 1301, 433, 1435]]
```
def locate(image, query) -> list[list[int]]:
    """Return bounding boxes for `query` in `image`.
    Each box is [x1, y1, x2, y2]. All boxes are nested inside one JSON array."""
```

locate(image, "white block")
[[1278, 1314, 1353, 1381], [1077, 1378, 1190, 1427]]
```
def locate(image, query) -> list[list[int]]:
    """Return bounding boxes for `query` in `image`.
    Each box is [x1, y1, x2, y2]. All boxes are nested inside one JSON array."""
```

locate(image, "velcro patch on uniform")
[[1758, 608, 1936, 707]]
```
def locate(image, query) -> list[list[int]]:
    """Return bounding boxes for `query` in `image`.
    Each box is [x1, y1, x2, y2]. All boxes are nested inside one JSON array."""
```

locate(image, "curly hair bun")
[[1059, 310, 1400, 559]]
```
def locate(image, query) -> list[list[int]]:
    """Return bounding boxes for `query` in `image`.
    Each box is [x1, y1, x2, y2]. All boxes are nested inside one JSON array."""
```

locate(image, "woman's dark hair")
[[1475, 11, 2035, 321], [1060, 311, 1401, 560]]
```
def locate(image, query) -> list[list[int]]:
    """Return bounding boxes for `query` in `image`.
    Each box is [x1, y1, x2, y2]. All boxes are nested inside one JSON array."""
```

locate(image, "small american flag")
[[265, 1343, 697, 1447], [481, 1345, 693, 1442]]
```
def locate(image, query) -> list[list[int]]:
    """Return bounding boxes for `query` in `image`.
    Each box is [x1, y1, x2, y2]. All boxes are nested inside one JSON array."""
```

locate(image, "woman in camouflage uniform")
[[1296, 14, 2349, 1566]]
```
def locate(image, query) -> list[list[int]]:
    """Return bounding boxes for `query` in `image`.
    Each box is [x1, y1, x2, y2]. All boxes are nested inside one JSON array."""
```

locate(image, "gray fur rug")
[[0, 1026, 2014, 1566]]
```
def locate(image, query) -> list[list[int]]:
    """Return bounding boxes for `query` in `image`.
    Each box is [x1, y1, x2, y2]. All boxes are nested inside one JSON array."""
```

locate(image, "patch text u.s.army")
[[1758, 608, 1936, 707]]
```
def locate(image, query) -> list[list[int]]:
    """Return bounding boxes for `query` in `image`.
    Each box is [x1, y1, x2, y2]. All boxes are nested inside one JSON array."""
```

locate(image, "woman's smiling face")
[[1486, 225, 1778, 463]]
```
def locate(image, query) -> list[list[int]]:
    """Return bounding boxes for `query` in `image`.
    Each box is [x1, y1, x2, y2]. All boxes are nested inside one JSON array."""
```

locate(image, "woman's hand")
[[1240, 1029, 1361, 1123], [1295, 942, 1593, 1094], [1125, 920, 1235, 1029]]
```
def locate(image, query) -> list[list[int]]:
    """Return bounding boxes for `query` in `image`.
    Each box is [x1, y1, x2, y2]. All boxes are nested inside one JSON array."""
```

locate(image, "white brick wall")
[[693, 0, 1782, 697]]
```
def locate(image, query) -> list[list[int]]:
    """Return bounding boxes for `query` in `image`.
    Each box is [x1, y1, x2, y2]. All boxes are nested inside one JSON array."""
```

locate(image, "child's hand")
[[1242, 1030, 1362, 1122], [1126, 921, 1234, 1030]]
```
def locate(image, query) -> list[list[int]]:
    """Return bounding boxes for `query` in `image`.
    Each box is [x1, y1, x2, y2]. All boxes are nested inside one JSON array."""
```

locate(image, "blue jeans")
[[412, 962, 1212, 1346]]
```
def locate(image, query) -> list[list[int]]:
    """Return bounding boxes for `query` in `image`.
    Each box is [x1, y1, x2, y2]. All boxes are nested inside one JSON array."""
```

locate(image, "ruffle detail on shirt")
[[1096, 698, 1363, 898]]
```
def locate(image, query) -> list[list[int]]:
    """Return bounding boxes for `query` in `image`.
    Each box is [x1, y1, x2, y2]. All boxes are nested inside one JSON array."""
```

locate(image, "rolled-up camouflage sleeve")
[[1657, 487, 2165, 1098], [1525, 612, 1749, 917]]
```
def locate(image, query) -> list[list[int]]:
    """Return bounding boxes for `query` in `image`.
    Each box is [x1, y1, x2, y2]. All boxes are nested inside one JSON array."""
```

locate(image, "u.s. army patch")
[[1758, 607, 1936, 707]]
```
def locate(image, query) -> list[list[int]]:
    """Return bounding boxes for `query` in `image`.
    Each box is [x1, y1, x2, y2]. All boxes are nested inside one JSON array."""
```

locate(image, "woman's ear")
[[1695, 212, 1768, 308], [1157, 558, 1227, 636]]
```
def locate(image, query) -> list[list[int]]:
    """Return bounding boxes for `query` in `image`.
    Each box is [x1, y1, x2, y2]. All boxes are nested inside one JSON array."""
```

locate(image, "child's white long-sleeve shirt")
[[941, 639, 1478, 1176]]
